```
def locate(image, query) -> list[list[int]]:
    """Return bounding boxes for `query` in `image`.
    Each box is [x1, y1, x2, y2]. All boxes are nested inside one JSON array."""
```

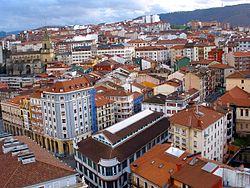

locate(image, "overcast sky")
[[0, 0, 249, 31]]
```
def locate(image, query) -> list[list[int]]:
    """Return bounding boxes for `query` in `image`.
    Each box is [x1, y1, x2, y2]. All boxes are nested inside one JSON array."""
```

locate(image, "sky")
[[0, 0, 249, 31]]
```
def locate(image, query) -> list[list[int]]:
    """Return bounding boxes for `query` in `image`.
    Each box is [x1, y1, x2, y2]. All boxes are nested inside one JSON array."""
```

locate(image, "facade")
[[169, 105, 228, 162], [142, 89, 199, 117], [95, 96, 115, 131], [104, 89, 134, 122], [41, 77, 96, 155], [226, 70, 250, 93], [0, 76, 34, 89], [226, 51, 250, 70], [74, 110, 170, 188], [72, 44, 135, 63], [237, 38, 250, 51], [217, 86, 250, 137], [184, 68, 216, 101], [9, 32, 55, 75], [135, 46, 168, 63], [208, 63, 235, 89]]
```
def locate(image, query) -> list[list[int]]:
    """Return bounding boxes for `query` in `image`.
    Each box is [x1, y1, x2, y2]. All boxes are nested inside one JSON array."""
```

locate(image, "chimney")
[[197, 119, 203, 128], [176, 163, 182, 172]]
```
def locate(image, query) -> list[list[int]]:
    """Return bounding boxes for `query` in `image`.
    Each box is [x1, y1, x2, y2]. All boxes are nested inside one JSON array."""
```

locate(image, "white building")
[[41, 77, 97, 143], [72, 44, 135, 63], [135, 46, 168, 63], [169, 105, 228, 162]]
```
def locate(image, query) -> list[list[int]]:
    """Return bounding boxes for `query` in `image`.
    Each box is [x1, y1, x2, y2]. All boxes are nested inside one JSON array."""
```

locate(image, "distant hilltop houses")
[[0, 9, 250, 188]]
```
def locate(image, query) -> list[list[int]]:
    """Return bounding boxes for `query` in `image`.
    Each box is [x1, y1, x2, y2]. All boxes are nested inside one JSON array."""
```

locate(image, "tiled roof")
[[171, 159, 222, 188], [78, 117, 169, 163], [208, 63, 234, 69], [169, 105, 224, 130], [95, 96, 114, 107], [217, 86, 250, 107], [143, 94, 167, 105], [0, 136, 75, 188], [45, 76, 93, 93], [233, 51, 250, 57], [131, 144, 190, 187], [226, 70, 250, 79]]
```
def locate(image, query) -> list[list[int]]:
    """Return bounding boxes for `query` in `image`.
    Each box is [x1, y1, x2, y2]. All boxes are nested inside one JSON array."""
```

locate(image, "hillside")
[[159, 4, 250, 26]]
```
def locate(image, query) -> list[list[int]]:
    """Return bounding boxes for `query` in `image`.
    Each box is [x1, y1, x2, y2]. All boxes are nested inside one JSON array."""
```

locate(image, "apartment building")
[[72, 44, 135, 63], [237, 38, 250, 51], [170, 45, 185, 64], [0, 76, 34, 89], [142, 89, 199, 117], [217, 86, 250, 137], [169, 105, 228, 162], [226, 51, 250, 70], [183, 43, 199, 61], [184, 68, 216, 101], [95, 95, 115, 131], [103, 89, 134, 122], [74, 110, 170, 188], [135, 46, 168, 63], [130, 144, 223, 188], [208, 63, 235, 89], [1, 95, 27, 136], [41, 77, 96, 155], [226, 70, 250, 93]]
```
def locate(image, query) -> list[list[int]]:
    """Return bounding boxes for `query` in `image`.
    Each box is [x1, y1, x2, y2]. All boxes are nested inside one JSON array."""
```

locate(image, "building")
[[154, 79, 182, 96], [208, 63, 235, 89], [103, 89, 134, 122], [237, 38, 250, 51], [169, 105, 228, 162], [165, 89, 199, 117], [226, 70, 250, 93], [0, 135, 78, 188], [9, 31, 55, 75], [142, 94, 167, 115], [41, 77, 96, 155], [130, 144, 223, 188], [72, 44, 135, 63], [142, 89, 199, 117], [226, 51, 250, 70], [184, 68, 216, 101], [74, 110, 170, 188], [0, 76, 34, 89], [135, 46, 168, 64], [217, 86, 250, 137], [208, 48, 224, 62], [95, 95, 115, 131]]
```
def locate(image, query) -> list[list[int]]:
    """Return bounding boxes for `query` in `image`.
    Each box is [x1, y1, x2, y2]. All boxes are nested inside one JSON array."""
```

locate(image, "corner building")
[[74, 109, 170, 188]]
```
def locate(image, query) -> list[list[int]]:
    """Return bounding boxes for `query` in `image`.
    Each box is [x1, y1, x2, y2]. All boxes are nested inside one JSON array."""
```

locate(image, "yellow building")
[[95, 95, 115, 131], [226, 70, 250, 93]]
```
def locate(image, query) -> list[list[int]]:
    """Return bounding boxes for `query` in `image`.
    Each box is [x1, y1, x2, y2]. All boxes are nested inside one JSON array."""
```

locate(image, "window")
[[246, 109, 249, 116], [241, 80, 244, 84], [194, 131, 197, 137], [241, 109, 244, 116]]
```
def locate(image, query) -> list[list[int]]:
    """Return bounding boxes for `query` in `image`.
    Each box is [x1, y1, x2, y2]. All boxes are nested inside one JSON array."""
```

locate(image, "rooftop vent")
[[189, 157, 198, 166], [158, 163, 164, 168], [151, 160, 155, 164]]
